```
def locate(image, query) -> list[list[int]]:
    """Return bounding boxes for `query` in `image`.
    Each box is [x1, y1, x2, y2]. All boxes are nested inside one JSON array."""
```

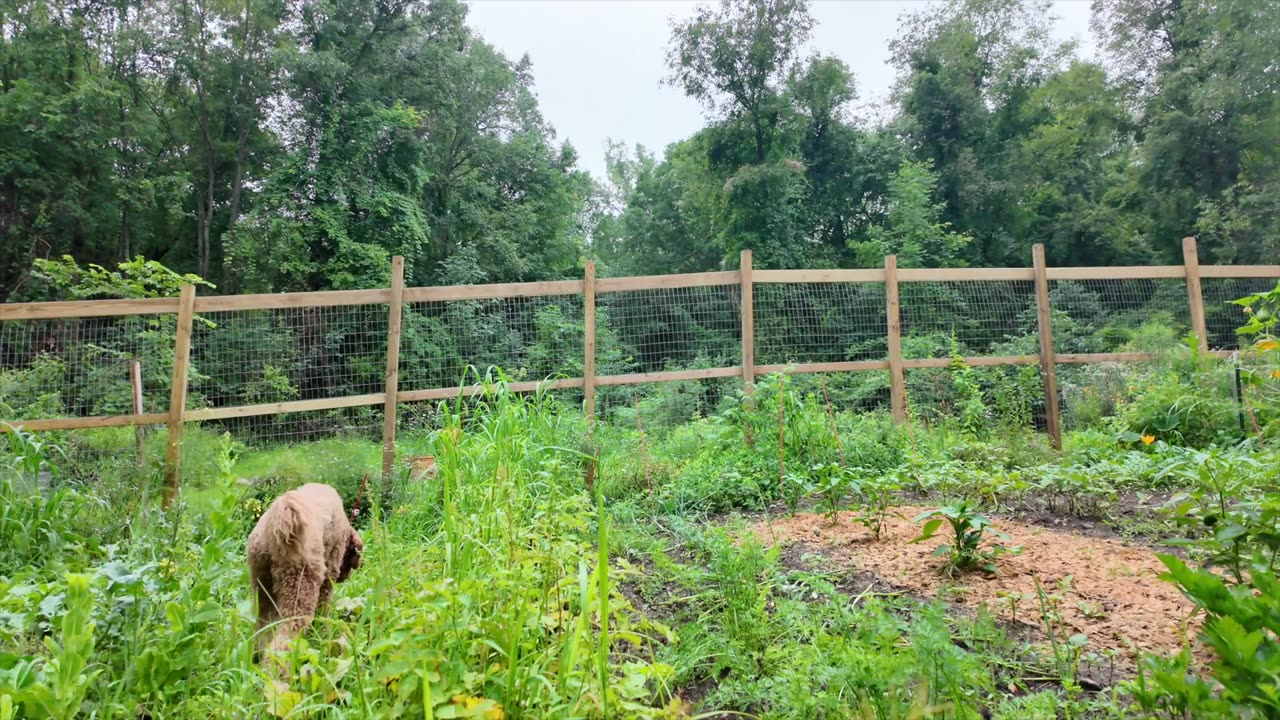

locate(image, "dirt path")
[[744, 507, 1203, 665]]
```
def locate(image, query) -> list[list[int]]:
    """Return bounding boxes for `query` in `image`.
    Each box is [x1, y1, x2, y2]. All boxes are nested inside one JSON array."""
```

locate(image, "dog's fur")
[[247, 483, 363, 653]]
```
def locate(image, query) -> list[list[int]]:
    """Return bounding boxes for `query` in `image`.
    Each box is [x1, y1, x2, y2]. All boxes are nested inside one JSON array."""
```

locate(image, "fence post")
[[162, 284, 196, 507], [740, 249, 755, 396], [1183, 236, 1209, 355], [885, 255, 907, 423], [1032, 244, 1063, 450], [381, 256, 406, 481], [583, 260, 597, 432], [131, 360, 145, 469]]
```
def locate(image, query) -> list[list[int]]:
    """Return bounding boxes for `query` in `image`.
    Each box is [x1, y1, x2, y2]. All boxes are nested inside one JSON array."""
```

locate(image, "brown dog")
[[247, 483, 363, 653]]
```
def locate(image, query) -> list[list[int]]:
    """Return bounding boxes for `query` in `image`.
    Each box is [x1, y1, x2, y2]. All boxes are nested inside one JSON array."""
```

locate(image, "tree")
[[853, 160, 972, 268], [0, 1, 182, 300], [788, 55, 902, 261], [1093, 0, 1280, 262], [595, 138, 726, 277], [667, 0, 813, 164], [891, 0, 1073, 265], [157, 0, 284, 280], [1013, 62, 1150, 265]]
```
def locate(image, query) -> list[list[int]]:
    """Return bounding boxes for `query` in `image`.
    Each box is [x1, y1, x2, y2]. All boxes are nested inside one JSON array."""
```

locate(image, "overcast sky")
[[464, 0, 1098, 179]]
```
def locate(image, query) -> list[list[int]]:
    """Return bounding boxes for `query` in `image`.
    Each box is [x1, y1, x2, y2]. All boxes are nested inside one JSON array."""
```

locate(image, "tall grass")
[[0, 380, 673, 719]]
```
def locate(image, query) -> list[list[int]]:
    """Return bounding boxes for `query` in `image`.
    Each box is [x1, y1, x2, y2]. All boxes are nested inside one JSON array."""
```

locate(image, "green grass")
[[1, 388, 668, 719]]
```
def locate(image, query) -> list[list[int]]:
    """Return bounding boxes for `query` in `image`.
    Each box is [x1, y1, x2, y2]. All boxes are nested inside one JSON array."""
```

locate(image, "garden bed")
[[744, 507, 1204, 667]]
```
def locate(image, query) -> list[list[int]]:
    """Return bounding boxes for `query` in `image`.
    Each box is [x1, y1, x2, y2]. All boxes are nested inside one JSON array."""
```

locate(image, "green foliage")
[[1138, 554, 1280, 718], [911, 502, 1018, 574], [0, 388, 682, 719], [1233, 281, 1280, 436], [0, 573, 99, 719], [1033, 577, 1090, 694], [848, 470, 902, 539], [1, 0, 588, 300], [947, 338, 989, 433], [1160, 450, 1280, 584], [27, 256, 213, 302], [853, 160, 973, 268], [2, 423, 62, 482], [807, 461, 852, 523], [1116, 365, 1240, 448]]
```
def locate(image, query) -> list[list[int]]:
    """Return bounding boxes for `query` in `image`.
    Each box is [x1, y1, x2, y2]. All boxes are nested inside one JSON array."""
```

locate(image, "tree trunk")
[[122, 206, 131, 261], [199, 166, 215, 279]]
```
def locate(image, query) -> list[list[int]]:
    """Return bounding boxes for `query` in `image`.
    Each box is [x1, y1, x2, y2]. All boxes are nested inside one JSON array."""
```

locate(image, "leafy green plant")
[[1137, 553, 1280, 718], [948, 337, 989, 434], [1117, 363, 1239, 448], [911, 502, 1018, 574], [2, 424, 64, 484], [782, 471, 812, 516], [808, 462, 852, 523], [0, 573, 99, 719], [1033, 577, 1089, 695], [1160, 449, 1280, 583], [849, 471, 901, 540], [1233, 282, 1280, 438]]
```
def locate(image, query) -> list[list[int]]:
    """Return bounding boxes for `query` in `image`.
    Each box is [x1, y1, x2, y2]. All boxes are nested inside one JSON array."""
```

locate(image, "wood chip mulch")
[[745, 507, 1206, 665]]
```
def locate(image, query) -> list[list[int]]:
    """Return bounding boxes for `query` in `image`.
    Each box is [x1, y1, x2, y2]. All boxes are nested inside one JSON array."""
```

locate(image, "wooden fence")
[[3, 238, 1278, 498]]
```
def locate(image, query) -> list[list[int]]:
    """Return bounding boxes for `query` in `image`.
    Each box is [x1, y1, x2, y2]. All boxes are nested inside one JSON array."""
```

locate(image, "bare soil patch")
[[745, 507, 1203, 666]]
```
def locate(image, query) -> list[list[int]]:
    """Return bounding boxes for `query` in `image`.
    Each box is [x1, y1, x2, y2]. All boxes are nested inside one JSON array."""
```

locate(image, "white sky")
[[465, 0, 1098, 178]]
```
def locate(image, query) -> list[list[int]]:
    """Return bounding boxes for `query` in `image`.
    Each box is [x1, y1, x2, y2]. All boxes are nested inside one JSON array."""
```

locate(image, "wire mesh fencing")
[[594, 283, 741, 424], [895, 280, 1040, 425], [1047, 278, 1190, 430], [1049, 278, 1190, 354], [400, 294, 584, 393], [0, 314, 174, 420], [396, 293, 586, 436], [900, 280, 1038, 359], [754, 282, 886, 365], [1203, 276, 1280, 350], [186, 303, 388, 446], [5, 254, 1278, 466], [0, 313, 172, 474]]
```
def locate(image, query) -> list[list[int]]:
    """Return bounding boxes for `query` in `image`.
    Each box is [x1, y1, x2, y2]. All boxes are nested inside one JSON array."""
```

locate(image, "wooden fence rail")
[[3, 238, 1279, 495]]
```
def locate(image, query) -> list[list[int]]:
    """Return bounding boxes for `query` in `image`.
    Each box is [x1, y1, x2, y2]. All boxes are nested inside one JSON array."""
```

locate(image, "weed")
[[1034, 577, 1088, 695]]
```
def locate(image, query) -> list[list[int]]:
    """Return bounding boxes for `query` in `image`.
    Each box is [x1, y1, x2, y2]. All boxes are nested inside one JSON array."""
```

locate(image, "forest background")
[[3, 0, 1277, 300]]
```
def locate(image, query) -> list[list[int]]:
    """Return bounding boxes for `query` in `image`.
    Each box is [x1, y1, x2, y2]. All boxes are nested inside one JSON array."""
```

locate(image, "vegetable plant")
[[807, 462, 852, 523], [849, 471, 900, 540], [782, 471, 812, 516], [1136, 553, 1280, 718], [911, 502, 1018, 574], [1161, 450, 1280, 583]]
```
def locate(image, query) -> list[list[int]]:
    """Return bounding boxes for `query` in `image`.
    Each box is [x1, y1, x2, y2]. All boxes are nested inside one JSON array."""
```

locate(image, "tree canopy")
[[2, 0, 1277, 299]]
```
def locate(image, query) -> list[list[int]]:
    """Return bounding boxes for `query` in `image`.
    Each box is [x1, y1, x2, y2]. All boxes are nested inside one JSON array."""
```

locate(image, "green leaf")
[[911, 518, 944, 543], [1215, 524, 1247, 542]]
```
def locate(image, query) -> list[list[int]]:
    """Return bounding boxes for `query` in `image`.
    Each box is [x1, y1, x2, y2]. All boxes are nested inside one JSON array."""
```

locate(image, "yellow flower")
[[1272, 369, 1280, 379], [1257, 339, 1279, 352], [1141, 434, 1156, 446], [449, 695, 504, 720]]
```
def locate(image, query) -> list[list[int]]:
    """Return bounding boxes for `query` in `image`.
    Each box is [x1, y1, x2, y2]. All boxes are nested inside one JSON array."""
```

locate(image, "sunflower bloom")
[[1141, 434, 1156, 445]]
